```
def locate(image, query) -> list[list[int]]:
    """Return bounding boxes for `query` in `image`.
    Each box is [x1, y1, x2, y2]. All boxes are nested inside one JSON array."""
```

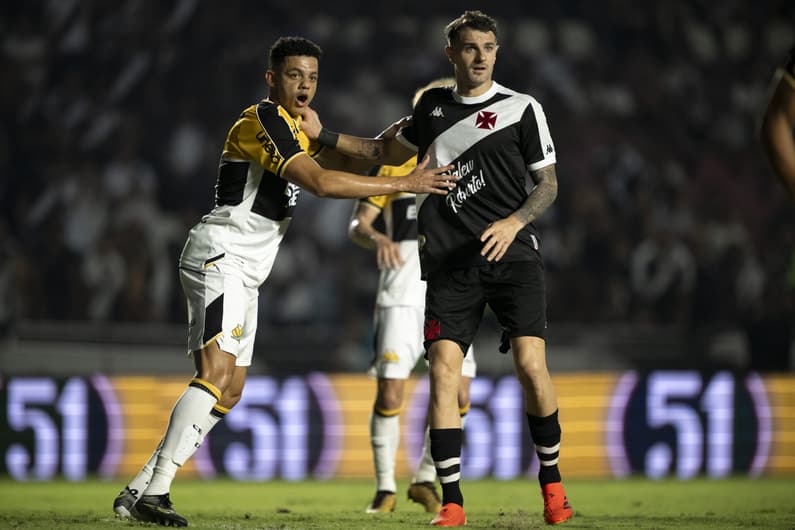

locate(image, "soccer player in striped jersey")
[[307, 11, 573, 526], [111, 36, 456, 527], [761, 44, 795, 201]]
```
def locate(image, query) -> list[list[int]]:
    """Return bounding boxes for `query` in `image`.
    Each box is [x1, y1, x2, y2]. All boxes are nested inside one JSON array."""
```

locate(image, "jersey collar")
[[452, 81, 502, 104]]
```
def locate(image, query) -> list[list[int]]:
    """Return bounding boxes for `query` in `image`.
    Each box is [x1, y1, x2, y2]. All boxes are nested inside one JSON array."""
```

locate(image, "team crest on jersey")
[[475, 111, 497, 129], [424, 318, 441, 341], [231, 324, 244, 341], [380, 351, 399, 364], [285, 182, 300, 207], [429, 106, 444, 118]]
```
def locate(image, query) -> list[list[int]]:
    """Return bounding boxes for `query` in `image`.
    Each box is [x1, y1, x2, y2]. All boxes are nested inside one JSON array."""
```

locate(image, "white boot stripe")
[[439, 472, 461, 483], [535, 443, 560, 454], [435, 457, 460, 469]]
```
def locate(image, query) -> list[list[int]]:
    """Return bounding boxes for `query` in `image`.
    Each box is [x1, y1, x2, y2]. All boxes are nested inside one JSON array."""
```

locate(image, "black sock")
[[527, 410, 562, 486], [430, 428, 463, 506]]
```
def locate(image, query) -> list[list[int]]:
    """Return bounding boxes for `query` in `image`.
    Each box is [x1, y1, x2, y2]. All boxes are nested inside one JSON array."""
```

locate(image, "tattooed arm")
[[479, 164, 558, 262], [513, 164, 559, 225], [302, 107, 415, 166]]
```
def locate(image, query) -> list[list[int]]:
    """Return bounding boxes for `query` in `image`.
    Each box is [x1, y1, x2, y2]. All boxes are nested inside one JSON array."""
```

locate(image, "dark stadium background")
[[0, 0, 793, 484], [2, 1, 792, 375]]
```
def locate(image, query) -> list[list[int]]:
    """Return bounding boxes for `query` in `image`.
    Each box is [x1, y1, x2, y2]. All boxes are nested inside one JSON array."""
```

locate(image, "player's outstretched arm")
[[760, 72, 795, 201], [301, 107, 415, 166], [283, 153, 456, 199]]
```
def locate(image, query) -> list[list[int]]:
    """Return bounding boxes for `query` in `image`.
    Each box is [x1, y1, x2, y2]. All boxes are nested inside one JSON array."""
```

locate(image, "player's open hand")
[[400, 155, 457, 195], [480, 215, 524, 262], [301, 107, 322, 140], [374, 236, 405, 270]]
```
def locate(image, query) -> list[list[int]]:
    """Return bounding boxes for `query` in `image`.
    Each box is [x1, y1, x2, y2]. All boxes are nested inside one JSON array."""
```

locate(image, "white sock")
[[127, 406, 225, 496], [127, 439, 163, 495], [144, 385, 218, 496], [412, 412, 468, 484], [371, 411, 399, 493], [412, 426, 436, 484]]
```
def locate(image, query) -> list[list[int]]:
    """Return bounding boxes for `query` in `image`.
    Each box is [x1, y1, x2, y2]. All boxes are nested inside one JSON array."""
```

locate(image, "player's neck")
[[456, 79, 493, 98]]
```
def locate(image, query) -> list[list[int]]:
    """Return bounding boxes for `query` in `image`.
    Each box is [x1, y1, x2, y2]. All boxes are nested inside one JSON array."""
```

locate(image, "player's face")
[[267, 55, 318, 118], [445, 28, 499, 96]]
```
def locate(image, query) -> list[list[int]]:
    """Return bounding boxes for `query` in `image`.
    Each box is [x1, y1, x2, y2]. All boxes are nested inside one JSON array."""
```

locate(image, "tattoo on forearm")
[[365, 142, 382, 159], [517, 165, 558, 224], [346, 138, 383, 160]]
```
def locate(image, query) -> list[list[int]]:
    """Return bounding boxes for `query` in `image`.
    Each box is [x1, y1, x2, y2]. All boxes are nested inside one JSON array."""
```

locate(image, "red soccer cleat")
[[541, 482, 573, 525], [430, 502, 467, 526]]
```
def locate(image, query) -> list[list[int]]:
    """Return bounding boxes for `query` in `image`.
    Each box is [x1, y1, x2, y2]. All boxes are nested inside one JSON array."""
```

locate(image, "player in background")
[[349, 78, 477, 515], [111, 36, 456, 527], [302, 10, 573, 526], [761, 44, 795, 201]]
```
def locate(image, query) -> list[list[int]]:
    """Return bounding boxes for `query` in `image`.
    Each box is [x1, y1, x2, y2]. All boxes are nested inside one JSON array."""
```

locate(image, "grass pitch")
[[0, 477, 793, 529]]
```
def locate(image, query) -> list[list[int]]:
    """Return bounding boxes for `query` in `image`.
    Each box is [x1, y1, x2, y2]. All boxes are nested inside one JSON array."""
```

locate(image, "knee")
[[457, 383, 471, 410], [429, 354, 459, 380], [513, 354, 550, 391], [218, 375, 246, 409], [515, 356, 547, 378], [376, 381, 404, 411], [219, 389, 242, 410]]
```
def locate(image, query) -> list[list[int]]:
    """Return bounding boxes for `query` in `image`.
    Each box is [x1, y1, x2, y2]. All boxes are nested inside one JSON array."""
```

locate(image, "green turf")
[[0, 477, 793, 529]]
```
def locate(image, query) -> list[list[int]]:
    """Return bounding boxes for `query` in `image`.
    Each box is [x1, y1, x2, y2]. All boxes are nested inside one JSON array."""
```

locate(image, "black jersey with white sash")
[[397, 82, 556, 276]]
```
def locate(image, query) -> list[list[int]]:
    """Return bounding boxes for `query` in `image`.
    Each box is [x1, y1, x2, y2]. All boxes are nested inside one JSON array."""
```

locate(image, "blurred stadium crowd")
[[1, 1, 793, 367]]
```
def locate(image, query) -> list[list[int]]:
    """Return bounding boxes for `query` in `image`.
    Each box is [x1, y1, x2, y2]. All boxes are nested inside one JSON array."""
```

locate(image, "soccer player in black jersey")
[[110, 36, 456, 527], [307, 10, 573, 527], [350, 79, 478, 516], [761, 45, 795, 201]]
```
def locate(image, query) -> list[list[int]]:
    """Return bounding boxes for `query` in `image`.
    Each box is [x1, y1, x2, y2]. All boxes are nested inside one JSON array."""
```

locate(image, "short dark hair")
[[445, 10, 498, 45], [268, 36, 322, 70]]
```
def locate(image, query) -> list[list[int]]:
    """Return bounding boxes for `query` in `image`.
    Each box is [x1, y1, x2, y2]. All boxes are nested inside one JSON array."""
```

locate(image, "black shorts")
[[423, 259, 547, 354]]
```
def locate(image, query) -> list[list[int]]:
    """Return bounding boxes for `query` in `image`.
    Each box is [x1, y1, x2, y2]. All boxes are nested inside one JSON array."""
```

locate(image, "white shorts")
[[371, 305, 476, 379], [180, 266, 258, 367]]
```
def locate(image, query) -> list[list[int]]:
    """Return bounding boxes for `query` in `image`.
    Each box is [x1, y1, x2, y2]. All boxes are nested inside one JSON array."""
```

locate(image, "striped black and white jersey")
[[179, 99, 322, 287], [397, 82, 556, 276], [359, 156, 425, 307]]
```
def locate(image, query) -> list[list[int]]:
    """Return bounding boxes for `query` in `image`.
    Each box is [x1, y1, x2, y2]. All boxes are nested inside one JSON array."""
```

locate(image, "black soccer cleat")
[[133, 493, 189, 527], [113, 486, 139, 518]]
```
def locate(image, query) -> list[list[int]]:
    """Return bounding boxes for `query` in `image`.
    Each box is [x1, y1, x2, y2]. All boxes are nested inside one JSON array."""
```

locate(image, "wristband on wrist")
[[318, 127, 340, 149]]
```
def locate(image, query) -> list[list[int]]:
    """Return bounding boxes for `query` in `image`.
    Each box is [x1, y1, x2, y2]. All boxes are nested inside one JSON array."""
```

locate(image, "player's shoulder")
[[234, 100, 276, 124], [494, 82, 541, 108], [417, 86, 455, 108], [250, 99, 295, 123]]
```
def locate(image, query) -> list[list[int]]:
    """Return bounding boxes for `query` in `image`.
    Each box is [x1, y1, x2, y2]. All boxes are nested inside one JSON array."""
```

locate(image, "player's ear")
[[265, 69, 275, 88], [444, 45, 454, 63]]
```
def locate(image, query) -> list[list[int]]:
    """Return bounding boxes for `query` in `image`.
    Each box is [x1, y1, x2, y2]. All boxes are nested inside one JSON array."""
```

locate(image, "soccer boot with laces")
[[541, 482, 573, 525], [113, 486, 139, 518], [430, 503, 466, 526], [408, 481, 442, 513], [133, 493, 189, 527], [365, 490, 397, 513]]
